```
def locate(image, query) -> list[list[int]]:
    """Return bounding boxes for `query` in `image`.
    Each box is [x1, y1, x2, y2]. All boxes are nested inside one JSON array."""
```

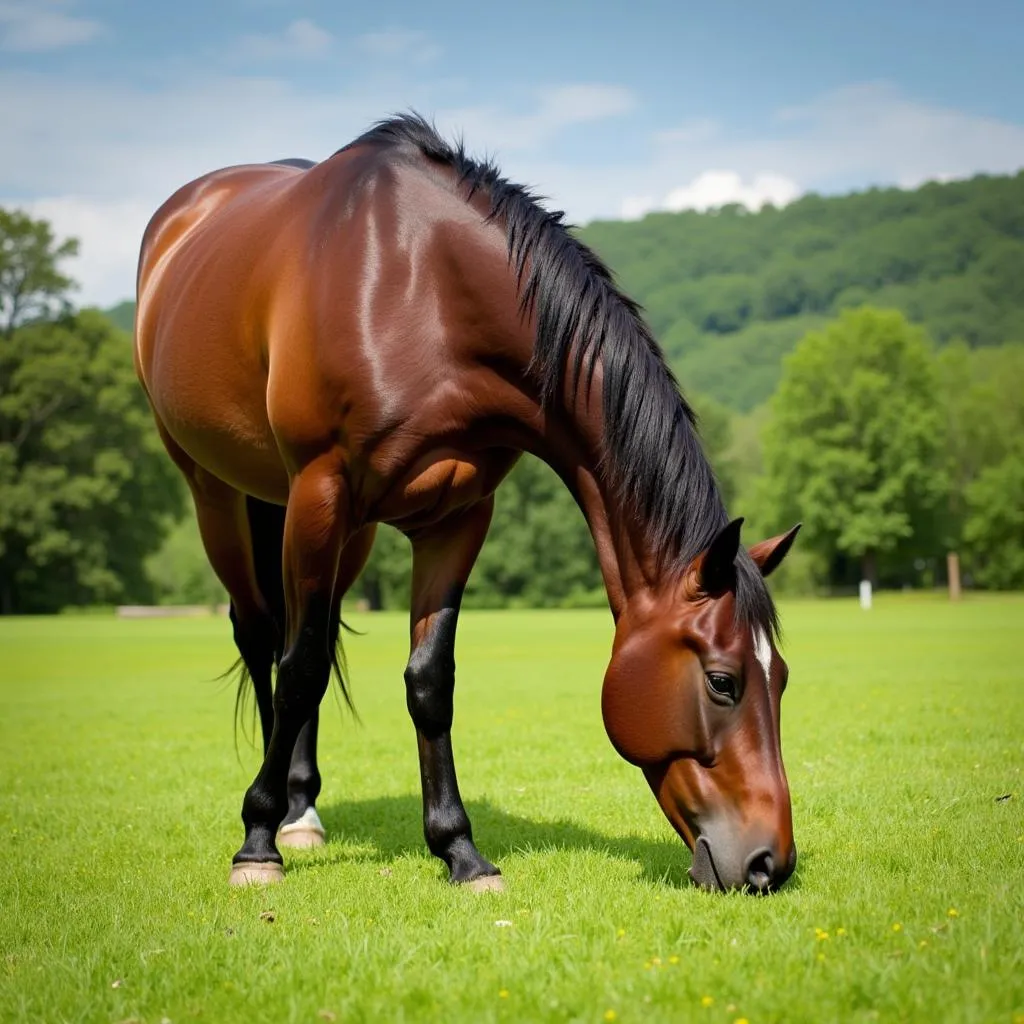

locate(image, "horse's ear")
[[748, 523, 802, 578], [698, 517, 744, 595]]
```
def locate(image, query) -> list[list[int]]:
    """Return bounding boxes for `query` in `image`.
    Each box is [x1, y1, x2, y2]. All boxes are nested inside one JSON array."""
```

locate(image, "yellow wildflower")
[[814, 928, 829, 941], [668, 955, 680, 965], [947, 908, 959, 918], [498, 990, 509, 999], [891, 923, 902, 933], [836, 927, 847, 937], [616, 928, 625, 938], [604, 1011, 617, 1022], [701, 996, 714, 1008]]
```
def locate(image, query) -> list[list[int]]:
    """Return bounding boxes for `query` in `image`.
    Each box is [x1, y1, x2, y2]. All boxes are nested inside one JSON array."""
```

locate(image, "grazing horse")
[[134, 114, 801, 893]]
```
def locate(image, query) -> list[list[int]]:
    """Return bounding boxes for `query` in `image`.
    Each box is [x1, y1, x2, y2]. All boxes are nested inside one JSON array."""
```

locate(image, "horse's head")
[[602, 519, 801, 892]]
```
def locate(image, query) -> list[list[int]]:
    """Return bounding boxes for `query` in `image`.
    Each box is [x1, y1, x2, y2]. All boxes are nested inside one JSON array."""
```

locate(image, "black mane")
[[345, 114, 777, 636]]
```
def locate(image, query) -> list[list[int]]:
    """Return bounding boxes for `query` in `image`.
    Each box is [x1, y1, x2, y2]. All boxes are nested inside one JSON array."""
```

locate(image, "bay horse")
[[134, 114, 801, 893]]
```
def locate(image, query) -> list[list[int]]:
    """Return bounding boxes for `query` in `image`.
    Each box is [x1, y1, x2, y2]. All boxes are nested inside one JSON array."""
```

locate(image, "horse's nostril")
[[744, 848, 774, 893]]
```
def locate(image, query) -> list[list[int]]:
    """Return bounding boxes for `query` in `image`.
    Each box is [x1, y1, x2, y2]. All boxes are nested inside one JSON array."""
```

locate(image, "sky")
[[3, 0, 1024, 307]]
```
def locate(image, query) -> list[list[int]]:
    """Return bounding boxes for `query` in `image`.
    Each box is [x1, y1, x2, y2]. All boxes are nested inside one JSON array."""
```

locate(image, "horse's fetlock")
[[424, 808, 471, 858]]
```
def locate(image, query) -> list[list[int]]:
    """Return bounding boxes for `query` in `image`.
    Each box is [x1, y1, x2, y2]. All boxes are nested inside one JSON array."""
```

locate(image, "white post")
[[859, 579, 873, 610]]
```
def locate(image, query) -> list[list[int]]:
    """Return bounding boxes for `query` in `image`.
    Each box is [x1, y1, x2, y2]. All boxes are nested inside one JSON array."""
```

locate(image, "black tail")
[[230, 497, 354, 746]]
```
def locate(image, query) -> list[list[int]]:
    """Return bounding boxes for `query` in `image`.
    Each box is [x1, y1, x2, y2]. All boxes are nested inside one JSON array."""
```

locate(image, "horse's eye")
[[705, 672, 737, 705]]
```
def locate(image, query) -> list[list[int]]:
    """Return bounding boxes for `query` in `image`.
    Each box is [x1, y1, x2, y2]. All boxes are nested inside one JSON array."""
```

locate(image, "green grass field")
[[1, 596, 1023, 1023]]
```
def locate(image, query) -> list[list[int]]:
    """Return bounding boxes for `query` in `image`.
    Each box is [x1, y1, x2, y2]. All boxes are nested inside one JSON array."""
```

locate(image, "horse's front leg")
[[229, 459, 350, 885], [404, 497, 502, 891]]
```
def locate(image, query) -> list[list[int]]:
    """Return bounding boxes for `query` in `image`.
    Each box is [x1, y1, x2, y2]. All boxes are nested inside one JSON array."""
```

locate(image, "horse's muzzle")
[[688, 835, 797, 893]]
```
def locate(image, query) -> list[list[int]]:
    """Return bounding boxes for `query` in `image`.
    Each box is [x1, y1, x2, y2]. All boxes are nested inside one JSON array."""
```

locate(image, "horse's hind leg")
[[404, 497, 502, 891], [244, 496, 325, 850], [154, 429, 278, 711], [230, 458, 350, 885], [277, 524, 376, 849]]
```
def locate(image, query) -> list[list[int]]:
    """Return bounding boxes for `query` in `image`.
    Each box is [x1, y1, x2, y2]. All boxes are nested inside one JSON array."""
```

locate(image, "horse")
[[133, 114, 801, 893]]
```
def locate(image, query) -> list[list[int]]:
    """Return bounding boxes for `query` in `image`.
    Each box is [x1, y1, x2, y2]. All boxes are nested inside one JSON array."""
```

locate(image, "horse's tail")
[[231, 496, 354, 744]]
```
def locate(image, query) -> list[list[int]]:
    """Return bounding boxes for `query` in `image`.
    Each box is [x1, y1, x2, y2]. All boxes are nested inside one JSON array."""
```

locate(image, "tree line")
[[1, 172, 1022, 613]]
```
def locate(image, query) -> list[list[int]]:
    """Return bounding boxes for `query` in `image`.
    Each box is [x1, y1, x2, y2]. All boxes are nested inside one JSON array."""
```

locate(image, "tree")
[[0, 209, 78, 335], [936, 342, 1024, 587], [0, 309, 184, 612], [145, 514, 226, 607], [758, 308, 947, 583], [581, 171, 1024, 411], [962, 456, 1024, 589], [469, 456, 602, 608], [351, 525, 411, 611]]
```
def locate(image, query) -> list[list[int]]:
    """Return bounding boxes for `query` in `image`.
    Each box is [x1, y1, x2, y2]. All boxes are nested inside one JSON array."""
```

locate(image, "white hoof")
[[277, 807, 326, 849], [464, 875, 505, 893], [229, 861, 284, 886]]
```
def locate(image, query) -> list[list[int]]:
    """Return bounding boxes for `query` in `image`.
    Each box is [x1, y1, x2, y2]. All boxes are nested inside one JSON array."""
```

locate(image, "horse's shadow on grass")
[[306, 795, 810, 891], [310, 794, 694, 888]]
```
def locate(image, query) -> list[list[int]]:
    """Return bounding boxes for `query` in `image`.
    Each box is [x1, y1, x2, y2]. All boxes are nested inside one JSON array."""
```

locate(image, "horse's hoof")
[[464, 874, 505, 894], [277, 807, 326, 849], [229, 861, 285, 886]]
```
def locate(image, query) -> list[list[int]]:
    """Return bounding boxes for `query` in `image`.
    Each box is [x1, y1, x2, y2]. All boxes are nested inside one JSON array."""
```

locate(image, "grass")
[[1, 595, 1023, 1023]]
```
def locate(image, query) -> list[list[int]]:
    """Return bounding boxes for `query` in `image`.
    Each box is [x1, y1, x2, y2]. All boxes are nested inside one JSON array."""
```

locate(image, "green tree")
[[936, 342, 1024, 587], [689, 391, 737, 508], [759, 308, 947, 583], [0, 309, 184, 612], [0, 209, 78, 335], [351, 525, 411, 611], [145, 514, 226, 607], [469, 456, 602, 608], [962, 456, 1024, 589]]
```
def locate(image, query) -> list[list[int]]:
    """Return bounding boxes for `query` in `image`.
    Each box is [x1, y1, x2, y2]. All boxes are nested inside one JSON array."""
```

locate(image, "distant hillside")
[[579, 171, 1024, 409], [104, 300, 135, 333], [103, 171, 1024, 412]]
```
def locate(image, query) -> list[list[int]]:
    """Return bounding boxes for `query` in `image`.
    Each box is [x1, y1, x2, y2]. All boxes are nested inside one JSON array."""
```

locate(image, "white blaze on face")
[[753, 626, 773, 687]]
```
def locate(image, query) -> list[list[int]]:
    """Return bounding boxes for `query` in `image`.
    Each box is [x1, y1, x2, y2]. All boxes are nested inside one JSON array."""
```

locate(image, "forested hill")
[[105, 171, 1024, 412], [577, 171, 1024, 410]]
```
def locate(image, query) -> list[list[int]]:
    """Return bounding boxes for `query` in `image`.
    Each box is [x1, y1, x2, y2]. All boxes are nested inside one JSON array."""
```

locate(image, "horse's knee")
[[275, 646, 331, 721], [404, 651, 454, 737]]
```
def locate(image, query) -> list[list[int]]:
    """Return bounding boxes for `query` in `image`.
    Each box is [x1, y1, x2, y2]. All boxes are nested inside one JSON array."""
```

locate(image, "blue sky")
[[3, 0, 1024, 305]]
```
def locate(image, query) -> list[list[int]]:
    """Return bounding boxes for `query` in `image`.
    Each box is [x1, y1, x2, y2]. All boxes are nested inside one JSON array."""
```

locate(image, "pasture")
[[1, 596, 1022, 1023]]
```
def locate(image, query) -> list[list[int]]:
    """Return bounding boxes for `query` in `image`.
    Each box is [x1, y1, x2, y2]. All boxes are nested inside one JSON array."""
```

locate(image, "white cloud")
[[620, 195, 655, 220], [356, 29, 440, 64], [0, 1, 101, 51], [666, 170, 799, 212], [236, 19, 333, 61], [621, 171, 799, 219], [600, 82, 1024, 226]]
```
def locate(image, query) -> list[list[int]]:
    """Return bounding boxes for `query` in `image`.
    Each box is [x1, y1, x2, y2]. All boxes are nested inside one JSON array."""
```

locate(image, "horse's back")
[[135, 143, 522, 514]]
